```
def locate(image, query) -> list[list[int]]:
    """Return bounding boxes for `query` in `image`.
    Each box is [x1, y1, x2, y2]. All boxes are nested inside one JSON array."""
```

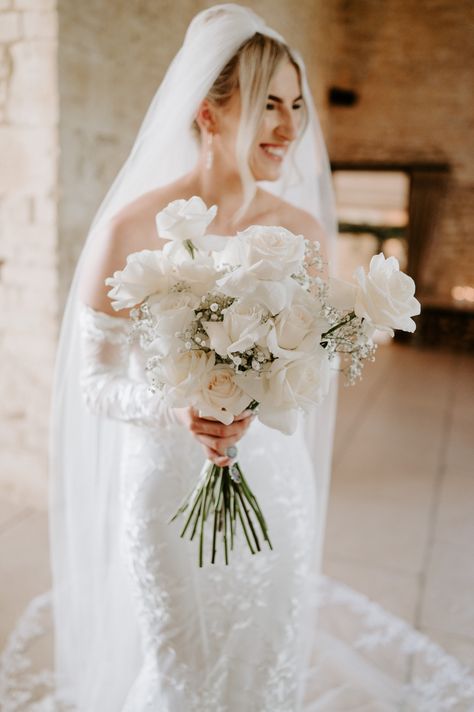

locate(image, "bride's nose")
[[276, 108, 298, 142]]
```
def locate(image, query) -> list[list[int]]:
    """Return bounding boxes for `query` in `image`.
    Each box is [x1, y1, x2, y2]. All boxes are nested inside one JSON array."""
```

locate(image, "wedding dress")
[[1, 300, 473, 710], [1, 4, 473, 711]]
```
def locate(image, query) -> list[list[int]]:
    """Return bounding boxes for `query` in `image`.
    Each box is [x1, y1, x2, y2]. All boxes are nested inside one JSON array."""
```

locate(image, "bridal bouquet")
[[106, 196, 421, 566]]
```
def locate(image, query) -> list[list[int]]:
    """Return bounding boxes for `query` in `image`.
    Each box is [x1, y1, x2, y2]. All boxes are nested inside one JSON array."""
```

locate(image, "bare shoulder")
[[280, 202, 326, 247], [259, 189, 327, 254], [78, 178, 193, 317]]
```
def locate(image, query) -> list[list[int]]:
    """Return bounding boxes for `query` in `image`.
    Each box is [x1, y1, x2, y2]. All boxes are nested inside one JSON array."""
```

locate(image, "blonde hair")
[[194, 33, 308, 223]]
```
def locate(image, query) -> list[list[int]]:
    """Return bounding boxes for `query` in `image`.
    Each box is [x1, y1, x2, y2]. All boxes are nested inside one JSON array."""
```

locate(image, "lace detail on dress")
[[2, 578, 474, 711], [316, 577, 474, 711], [0, 592, 67, 712], [78, 303, 130, 345], [78, 301, 179, 428]]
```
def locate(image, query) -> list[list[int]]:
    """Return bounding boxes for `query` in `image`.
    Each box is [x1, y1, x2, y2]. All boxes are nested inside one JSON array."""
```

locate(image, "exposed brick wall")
[[322, 0, 474, 301], [0, 0, 58, 506]]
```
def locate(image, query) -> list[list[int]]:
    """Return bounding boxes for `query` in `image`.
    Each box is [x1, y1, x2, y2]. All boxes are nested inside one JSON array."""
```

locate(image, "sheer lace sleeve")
[[78, 302, 180, 428]]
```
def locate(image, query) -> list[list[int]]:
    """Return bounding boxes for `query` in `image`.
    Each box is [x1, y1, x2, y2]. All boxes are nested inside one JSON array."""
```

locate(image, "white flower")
[[156, 196, 217, 242], [156, 196, 219, 261], [147, 292, 199, 356], [212, 238, 241, 269], [237, 348, 330, 435], [105, 250, 172, 310], [216, 225, 305, 314], [234, 225, 306, 280], [150, 349, 213, 408], [354, 253, 421, 334], [217, 270, 299, 315], [203, 299, 271, 357], [175, 257, 220, 297], [266, 289, 327, 359], [197, 364, 251, 425]]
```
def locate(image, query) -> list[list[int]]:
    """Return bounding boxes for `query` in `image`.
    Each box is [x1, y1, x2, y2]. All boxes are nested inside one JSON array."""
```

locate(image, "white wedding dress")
[[1, 4, 472, 706], [2, 302, 473, 711]]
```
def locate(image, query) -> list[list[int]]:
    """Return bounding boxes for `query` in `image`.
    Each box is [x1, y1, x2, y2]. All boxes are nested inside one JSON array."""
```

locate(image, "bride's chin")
[[250, 162, 282, 182]]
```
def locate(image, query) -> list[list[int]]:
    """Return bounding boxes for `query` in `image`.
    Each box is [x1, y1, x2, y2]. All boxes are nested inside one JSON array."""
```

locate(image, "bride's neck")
[[185, 158, 251, 231]]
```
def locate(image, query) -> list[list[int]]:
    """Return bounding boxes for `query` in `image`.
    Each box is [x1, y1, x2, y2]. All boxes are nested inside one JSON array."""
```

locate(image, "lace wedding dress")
[[1, 5, 473, 708], [1, 302, 473, 711]]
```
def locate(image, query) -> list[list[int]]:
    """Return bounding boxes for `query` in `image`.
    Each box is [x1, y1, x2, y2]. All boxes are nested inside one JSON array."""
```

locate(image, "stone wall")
[[0, 0, 330, 507], [0, 0, 58, 506], [323, 0, 473, 301]]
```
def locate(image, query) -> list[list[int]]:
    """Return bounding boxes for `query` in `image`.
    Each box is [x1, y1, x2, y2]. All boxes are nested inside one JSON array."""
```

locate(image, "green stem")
[[234, 497, 255, 554], [180, 487, 204, 538], [234, 484, 261, 552], [199, 471, 214, 567], [237, 465, 272, 549], [321, 311, 357, 339]]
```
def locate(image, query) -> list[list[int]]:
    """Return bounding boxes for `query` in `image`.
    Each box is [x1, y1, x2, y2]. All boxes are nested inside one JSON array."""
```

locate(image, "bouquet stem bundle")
[[171, 461, 272, 566]]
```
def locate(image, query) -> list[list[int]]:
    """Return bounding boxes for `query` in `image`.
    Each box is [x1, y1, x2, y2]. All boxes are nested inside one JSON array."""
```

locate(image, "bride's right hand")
[[174, 407, 254, 467]]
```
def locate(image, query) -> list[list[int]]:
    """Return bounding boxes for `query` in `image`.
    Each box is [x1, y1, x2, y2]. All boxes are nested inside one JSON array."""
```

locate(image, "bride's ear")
[[196, 99, 219, 134]]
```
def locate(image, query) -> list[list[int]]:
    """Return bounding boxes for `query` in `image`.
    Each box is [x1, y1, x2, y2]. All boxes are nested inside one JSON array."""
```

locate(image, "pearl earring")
[[205, 132, 214, 170]]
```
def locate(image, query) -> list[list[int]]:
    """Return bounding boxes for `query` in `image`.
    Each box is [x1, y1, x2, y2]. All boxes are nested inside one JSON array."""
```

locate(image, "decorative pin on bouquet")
[[106, 196, 421, 567]]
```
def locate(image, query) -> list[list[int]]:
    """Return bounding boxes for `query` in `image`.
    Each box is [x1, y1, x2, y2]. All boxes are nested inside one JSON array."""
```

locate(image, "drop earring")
[[205, 132, 214, 170]]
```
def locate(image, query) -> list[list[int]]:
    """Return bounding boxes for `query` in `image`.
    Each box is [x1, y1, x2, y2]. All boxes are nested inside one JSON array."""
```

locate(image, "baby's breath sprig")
[[320, 308, 378, 384]]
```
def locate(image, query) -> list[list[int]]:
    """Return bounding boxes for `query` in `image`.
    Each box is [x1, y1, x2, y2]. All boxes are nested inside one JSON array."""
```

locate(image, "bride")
[[3, 4, 472, 711]]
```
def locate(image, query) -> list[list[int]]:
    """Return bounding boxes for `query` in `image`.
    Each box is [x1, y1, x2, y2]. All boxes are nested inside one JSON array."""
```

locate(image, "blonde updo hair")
[[193, 32, 308, 223]]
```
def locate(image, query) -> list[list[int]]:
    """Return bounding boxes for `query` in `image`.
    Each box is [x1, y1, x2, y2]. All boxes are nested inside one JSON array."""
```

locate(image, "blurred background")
[[0, 0, 473, 682]]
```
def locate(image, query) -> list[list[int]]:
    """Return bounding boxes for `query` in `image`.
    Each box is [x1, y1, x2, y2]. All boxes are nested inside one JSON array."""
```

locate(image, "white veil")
[[49, 5, 339, 709]]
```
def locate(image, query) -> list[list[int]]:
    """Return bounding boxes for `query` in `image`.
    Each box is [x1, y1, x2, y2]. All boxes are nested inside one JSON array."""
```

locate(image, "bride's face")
[[215, 59, 304, 182]]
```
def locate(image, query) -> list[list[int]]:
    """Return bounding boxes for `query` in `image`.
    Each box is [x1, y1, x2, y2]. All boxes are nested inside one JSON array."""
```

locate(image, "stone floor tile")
[[420, 540, 474, 638], [323, 491, 431, 575], [323, 555, 420, 623]]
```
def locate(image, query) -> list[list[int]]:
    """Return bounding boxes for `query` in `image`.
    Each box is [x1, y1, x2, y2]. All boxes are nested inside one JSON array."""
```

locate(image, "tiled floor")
[[323, 341, 474, 671], [1, 342, 473, 675]]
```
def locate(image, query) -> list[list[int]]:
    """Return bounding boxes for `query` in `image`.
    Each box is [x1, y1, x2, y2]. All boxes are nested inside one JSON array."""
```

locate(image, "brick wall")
[[322, 0, 473, 301], [0, 0, 57, 506]]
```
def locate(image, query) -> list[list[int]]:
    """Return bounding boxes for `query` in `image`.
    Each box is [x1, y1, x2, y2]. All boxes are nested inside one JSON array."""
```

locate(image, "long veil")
[[1, 4, 473, 711], [48, 5, 340, 709]]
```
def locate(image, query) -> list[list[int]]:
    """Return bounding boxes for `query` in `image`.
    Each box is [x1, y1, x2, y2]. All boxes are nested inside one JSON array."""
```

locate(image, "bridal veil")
[[48, 5, 339, 707]]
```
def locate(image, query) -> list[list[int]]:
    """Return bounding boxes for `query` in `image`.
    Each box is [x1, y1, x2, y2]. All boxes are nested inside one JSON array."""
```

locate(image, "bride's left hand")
[[174, 407, 254, 466]]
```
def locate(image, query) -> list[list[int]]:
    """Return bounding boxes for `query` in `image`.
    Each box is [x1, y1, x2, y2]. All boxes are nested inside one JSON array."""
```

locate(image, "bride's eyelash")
[[265, 103, 303, 110]]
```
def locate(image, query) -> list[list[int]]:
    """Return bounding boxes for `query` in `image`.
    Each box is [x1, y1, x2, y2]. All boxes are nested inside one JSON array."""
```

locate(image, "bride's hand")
[[174, 407, 254, 466]]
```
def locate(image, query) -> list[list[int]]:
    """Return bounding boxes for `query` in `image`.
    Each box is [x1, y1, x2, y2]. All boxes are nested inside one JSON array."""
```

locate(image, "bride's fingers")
[[191, 417, 249, 439], [197, 434, 241, 456], [203, 445, 231, 467], [233, 410, 253, 421]]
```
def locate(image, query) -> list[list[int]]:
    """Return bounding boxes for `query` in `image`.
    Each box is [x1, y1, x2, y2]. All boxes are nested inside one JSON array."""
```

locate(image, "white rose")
[[197, 364, 251, 425], [150, 349, 214, 408], [215, 226, 305, 314], [354, 253, 421, 334], [105, 250, 172, 310], [217, 270, 298, 315], [147, 291, 199, 356], [237, 348, 330, 435], [235, 225, 306, 280], [203, 299, 271, 357], [156, 196, 217, 243], [174, 256, 220, 297], [212, 238, 241, 269], [266, 289, 327, 359]]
